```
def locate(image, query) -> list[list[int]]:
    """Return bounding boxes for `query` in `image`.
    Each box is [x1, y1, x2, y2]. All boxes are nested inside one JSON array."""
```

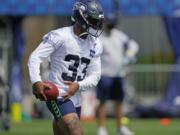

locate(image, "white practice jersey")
[[100, 28, 139, 77], [28, 26, 103, 107]]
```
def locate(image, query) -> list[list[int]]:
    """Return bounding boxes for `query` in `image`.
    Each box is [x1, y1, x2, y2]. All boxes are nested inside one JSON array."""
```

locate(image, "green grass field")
[[0, 118, 180, 135]]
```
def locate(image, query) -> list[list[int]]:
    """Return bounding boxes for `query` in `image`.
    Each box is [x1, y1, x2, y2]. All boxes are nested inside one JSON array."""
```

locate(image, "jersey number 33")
[[62, 54, 90, 82]]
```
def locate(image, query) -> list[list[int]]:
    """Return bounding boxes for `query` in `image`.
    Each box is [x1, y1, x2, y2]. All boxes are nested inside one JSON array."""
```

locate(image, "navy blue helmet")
[[72, 0, 104, 37]]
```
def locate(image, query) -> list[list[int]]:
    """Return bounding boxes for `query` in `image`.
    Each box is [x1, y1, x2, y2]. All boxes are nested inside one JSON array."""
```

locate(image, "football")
[[43, 82, 59, 100]]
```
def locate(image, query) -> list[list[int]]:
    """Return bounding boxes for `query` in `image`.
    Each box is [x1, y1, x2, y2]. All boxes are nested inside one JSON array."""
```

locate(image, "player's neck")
[[73, 25, 88, 39]]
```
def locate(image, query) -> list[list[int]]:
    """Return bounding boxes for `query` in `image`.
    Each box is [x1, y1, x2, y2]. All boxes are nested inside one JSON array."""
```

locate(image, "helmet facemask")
[[86, 15, 104, 37]]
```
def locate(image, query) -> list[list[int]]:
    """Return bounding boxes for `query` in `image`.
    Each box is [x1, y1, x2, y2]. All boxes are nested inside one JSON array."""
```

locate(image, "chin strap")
[[79, 31, 88, 38]]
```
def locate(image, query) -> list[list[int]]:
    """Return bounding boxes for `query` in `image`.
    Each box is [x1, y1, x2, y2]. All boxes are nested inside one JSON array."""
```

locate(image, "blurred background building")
[[0, 0, 180, 131]]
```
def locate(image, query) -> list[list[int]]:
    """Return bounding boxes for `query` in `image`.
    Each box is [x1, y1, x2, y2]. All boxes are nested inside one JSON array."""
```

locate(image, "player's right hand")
[[62, 81, 79, 101], [32, 81, 49, 101]]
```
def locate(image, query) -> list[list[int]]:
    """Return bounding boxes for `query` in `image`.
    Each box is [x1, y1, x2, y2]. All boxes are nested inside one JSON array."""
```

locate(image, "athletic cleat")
[[97, 127, 108, 135], [117, 126, 135, 135]]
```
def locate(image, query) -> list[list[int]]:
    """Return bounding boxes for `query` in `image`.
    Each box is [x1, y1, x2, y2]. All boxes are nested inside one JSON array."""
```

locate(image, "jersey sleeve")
[[78, 39, 103, 91], [28, 31, 63, 84], [42, 31, 63, 49]]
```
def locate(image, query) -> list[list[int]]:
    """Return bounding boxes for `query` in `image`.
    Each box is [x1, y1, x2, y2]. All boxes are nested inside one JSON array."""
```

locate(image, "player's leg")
[[59, 104, 82, 135], [96, 76, 113, 135], [97, 101, 106, 128], [96, 101, 108, 135], [115, 101, 134, 135], [115, 101, 123, 127], [112, 77, 125, 128], [113, 77, 134, 135], [53, 119, 70, 135], [62, 112, 83, 135], [53, 114, 82, 135], [52, 120, 60, 135], [47, 101, 70, 135], [47, 99, 83, 135]]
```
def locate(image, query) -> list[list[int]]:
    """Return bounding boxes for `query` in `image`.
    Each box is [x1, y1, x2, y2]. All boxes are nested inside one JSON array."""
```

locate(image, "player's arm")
[[123, 39, 139, 65], [126, 39, 139, 60], [28, 32, 61, 100]]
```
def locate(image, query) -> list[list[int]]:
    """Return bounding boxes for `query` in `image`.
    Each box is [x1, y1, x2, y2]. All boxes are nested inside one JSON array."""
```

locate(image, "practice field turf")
[[0, 118, 180, 135]]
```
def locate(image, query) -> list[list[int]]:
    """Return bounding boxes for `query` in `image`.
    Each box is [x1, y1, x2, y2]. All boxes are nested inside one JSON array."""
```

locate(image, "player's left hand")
[[62, 81, 79, 101]]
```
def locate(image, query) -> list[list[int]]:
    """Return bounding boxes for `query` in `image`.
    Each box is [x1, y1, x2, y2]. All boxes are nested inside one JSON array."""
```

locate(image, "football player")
[[96, 14, 139, 135], [28, 0, 104, 135]]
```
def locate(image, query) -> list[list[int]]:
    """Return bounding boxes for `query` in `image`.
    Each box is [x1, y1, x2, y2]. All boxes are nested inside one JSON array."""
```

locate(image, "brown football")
[[43, 82, 59, 100]]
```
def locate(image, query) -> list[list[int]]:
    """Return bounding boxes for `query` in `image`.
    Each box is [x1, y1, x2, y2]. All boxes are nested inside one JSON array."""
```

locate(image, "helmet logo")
[[80, 5, 86, 11], [99, 14, 104, 18]]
